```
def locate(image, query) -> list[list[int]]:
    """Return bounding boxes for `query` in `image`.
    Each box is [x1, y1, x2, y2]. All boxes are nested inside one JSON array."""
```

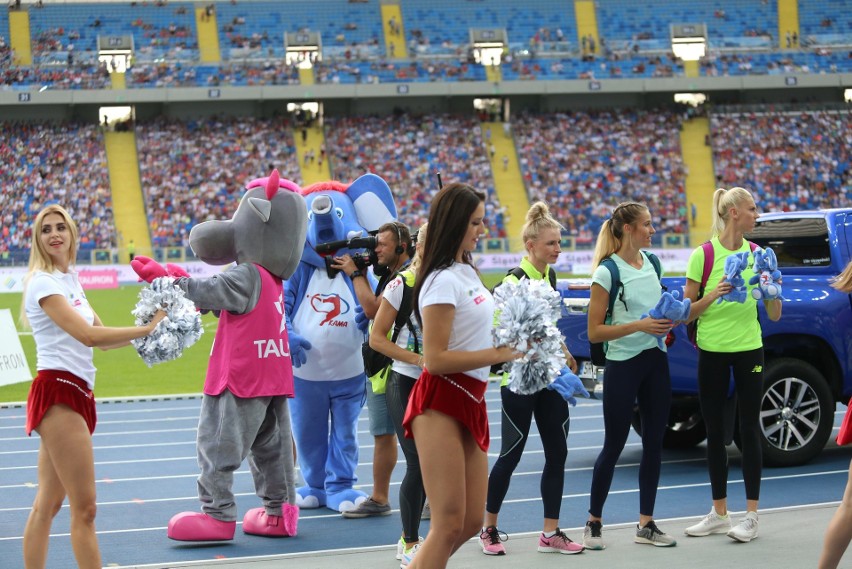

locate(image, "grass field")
[[0, 271, 516, 403], [0, 285, 219, 403]]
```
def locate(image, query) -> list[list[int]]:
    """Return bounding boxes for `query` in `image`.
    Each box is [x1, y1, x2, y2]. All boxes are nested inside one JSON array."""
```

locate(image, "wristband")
[[350, 270, 364, 279]]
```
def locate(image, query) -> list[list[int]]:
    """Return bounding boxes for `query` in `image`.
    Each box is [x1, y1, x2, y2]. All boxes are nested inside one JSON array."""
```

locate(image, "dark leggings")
[[486, 386, 570, 520], [697, 347, 764, 501], [386, 370, 425, 544], [589, 348, 671, 518]]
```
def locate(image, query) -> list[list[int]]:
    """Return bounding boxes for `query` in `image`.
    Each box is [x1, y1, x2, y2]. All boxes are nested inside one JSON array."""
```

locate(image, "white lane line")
[[0, 456, 198, 472], [0, 422, 608, 444], [0, 457, 711, 496], [0, 441, 624, 472], [0, 485, 846, 542], [0, 416, 201, 431], [0, 427, 199, 442], [0, 440, 197, 456]]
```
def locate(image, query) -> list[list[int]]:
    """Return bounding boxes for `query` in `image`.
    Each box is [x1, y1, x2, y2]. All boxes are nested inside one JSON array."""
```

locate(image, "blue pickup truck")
[[557, 209, 852, 467]]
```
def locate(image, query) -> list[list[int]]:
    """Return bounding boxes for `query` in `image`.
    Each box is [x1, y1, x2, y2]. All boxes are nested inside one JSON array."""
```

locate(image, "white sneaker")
[[396, 535, 423, 560], [684, 509, 732, 536], [727, 511, 759, 543], [400, 543, 421, 568], [582, 520, 605, 550]]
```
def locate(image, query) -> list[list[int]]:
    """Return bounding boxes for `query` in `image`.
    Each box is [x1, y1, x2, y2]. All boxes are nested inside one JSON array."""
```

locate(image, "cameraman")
[[331, 221, 413, 519]]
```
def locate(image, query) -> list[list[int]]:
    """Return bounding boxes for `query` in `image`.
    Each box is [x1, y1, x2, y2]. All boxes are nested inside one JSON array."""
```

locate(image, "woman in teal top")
[[683, 187, 782, 544], [584, 202, 678, 550]]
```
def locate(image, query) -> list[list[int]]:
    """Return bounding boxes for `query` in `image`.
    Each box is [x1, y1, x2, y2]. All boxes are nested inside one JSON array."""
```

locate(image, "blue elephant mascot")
[[285, 174, 397, 513]]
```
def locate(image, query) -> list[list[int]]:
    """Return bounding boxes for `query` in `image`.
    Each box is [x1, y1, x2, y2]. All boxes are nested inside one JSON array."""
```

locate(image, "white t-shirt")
[[25, 270, 97, 388], [290, 268, 365, 381], [382, 274, 422, 379], [419, 263, 494, 382]]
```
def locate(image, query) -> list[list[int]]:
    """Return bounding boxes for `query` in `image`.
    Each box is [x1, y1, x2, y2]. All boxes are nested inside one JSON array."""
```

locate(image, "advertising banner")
[[0, 309, 31, 387]]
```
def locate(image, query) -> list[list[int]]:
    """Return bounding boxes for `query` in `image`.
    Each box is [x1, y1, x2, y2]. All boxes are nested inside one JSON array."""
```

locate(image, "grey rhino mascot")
[[131, 170, 307, 541]]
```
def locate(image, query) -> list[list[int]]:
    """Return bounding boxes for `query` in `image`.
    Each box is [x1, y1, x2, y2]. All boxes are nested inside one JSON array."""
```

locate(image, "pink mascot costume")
[[132, 170, 307, 541]]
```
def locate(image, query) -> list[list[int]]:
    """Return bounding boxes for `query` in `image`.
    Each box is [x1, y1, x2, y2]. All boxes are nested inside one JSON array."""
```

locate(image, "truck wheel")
[[760, 358, 833, 467], [631, 408, 707, 449]]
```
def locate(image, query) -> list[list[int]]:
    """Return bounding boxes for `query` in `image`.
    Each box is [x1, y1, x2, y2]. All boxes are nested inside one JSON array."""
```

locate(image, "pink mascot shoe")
[[242, 504, 299, 537], [167, 511, 236, 541]]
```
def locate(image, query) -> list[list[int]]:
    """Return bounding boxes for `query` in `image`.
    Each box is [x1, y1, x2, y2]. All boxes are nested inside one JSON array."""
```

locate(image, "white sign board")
[[0, 308, 32, 387]]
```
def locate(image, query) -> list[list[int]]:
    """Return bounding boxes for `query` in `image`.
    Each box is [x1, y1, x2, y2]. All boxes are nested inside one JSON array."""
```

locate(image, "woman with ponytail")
[[480, 202, 586, 557], [683, 187, 781, 543], [583, 202, 678, 550]]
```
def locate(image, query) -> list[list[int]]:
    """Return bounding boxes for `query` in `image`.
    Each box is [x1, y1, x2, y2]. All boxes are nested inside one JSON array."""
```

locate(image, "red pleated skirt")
[[403, 369, 489, 452], [26, 370, 96, 436]]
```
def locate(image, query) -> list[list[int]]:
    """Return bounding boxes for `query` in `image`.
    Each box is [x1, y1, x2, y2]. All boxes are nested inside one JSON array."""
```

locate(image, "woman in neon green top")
[[481, 202, 584, 556], [683, 187, 782, 543]]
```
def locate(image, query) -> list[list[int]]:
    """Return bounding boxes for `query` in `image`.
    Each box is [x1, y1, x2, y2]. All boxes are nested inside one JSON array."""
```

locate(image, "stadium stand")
[[323, 113, 507, 238], [212, 0, 384, 61], [27, 1, 198, 65], [596, 0, 778, 52], [798, 0, 852, 46], [0, 121, 115, 259], [711, 108, 852, 212], [512, 109, 689, 246], [400, 0, 576, 56], [3, 0, 852, 89], [134, 116, 301, 248]]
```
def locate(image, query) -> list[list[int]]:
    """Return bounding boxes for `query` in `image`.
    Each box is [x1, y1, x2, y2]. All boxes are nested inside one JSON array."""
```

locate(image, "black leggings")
[[697, 347, 764, 502], [486, 386, 570, 520], [589, 348, 671, 518], [386, 370, 425, 544]]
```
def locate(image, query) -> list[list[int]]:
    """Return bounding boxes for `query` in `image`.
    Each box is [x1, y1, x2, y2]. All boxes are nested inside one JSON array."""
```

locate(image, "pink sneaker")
[[538, 529, 585, 554], [479, 526, 508, 555]]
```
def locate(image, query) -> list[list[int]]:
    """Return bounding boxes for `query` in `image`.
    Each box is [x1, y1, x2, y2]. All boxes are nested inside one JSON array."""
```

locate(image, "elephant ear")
[[346, 173, 397, 232], [724, 254, 740, 276], [753, 249, 765, 271], [765, 247, 778, 271]]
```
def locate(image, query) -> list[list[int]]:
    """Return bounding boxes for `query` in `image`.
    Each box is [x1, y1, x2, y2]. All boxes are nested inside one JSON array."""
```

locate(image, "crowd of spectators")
[[2, 61, 111, 89], [512, 109, 688, 244], [324, 113, 507, 237], [313, 57, 483, 84], [0, 121, 115, 255], [128, 59, 300, 87], [0, 35, 13, 69], [711, 109, 851, 212], [28, 3, 198, 63], [700, 49, 851, 76], [135, 116, 302, 248]]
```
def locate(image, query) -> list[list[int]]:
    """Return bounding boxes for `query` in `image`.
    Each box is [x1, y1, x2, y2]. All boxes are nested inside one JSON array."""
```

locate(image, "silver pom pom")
[[492, 278, 564, 395], [131, 277, 203, 367]]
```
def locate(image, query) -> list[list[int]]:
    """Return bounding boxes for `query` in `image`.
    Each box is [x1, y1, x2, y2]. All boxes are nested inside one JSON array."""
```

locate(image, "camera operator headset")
[[331, 221, 414, 319]]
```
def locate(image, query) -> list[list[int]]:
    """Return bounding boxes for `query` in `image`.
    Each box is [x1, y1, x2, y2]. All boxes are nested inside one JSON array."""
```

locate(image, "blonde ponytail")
[[711, 187, 754, 237], [591, 202, 648, 269]]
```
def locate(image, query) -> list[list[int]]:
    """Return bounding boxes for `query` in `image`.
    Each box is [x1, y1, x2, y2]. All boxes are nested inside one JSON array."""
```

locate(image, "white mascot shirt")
[[291, 268, 365, 381]]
